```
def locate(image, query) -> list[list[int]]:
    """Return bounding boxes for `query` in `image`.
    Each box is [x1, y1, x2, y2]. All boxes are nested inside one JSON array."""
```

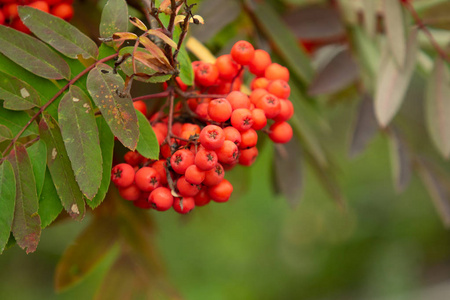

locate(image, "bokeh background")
[[2, 0, 450, 299]]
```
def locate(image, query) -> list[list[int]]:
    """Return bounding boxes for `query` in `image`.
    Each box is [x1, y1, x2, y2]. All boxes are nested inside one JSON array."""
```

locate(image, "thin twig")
[[133, 90, 171, 102]]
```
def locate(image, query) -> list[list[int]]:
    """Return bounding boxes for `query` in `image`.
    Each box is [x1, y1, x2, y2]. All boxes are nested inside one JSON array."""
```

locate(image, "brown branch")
[[133, 90, 171, 102]]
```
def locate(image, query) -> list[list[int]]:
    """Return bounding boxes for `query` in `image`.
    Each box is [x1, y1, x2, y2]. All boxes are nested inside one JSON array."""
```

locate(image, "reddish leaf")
[[134, 50, 173, 73], [7, 144, 41, 253], [138, 36, 172, 66], [112, 32, 138, 41], [387, 128, 412, 192], [39, 113, 86, 220], [0, 160, 15, 254], [0, 71, 41, 111], [129, 17, 147, 31], [383, 0, 406, 67], [86, 64, 139, 150], [146, 29, 177, 48], [0, 25, 70, 80]]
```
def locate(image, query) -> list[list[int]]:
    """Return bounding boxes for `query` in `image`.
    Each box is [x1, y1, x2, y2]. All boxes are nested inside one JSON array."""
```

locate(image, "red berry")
[[194, 187, 211, 206], [226, 91, 250, 110], [29, 1, 50, 13], [173, 197, 195, 214], [152, 159, 168, 185], [199, 124, 225, 150], [208, 98, 232, 123], [217, 140, 239, 165], [273, 99, 294, 122], [124, 151, 145, 167], [208, 179, 233, 203], [223, 126, 241, 147], [177, 176, 201, 197], [135, 167, 161, 192], [248, 49, 272, 76], [265, 63, 289, 82], [251, 108, 267, 130], [230, 108, 254, 131], [268, 121, 293, 144], [267, 80, 290, 99], [185, 165, 206, 185], [170, 149, 194, 174], [250, 77, 270, 90], [149, 187, 173, 211], [3, 4, 18, 20], [203, 163, 225, 186], [239, 128, 258, 149], [111, 163, 135, 187], [249, 88, 269, 105], [239, 147, 258, 166], [11, 18, 31, 34], [195, 148, 218, 171], [133, 100, 147, 116], [215, 54, 240, 81], [50, 3, 73, 21], [133, 193, 152, 209], [230, 40, 255, 65], [256, 94, 281, 119], [119, 184, 141, 201], [195, 62, 219, 87]]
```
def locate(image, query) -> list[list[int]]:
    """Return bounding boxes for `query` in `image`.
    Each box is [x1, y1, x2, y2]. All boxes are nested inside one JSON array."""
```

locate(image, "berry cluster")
[[111, 40, 294, 214], [0, 0, 74, 33]]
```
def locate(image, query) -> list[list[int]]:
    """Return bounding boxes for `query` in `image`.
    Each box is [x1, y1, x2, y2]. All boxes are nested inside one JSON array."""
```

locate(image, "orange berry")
[[268, 121, 293, 144], [248, 49, 272, 76], [208, 179, 233, 203], [215, 54, 240, 81], [226, 91, 250, 110], [265, 63, 289, 82], [267, 79, 290, 99], [231, 40, 255, 65]]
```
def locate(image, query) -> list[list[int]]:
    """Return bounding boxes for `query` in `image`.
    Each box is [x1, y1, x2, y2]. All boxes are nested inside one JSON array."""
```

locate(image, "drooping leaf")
[[55, 217, 119, 291], [0, 25, 70, 80], [39, 113, 85, 220], [100, 0, 129, 44], [348, 94, 379, 158], [86, 64, 139, 150], [112, 32, 138, 43], [387, 128, 412, 193], [0, 160, 16, 254], [177, 45, 193, 86], [383, 0, 406, 67], [39, 168, 63, 228], [0, 71, 41, 111], [138, 36, 172, 66], [58, 85, 102, 200], [252, 2, 313, 83], [7, 144, 41, 253], [89, 116, 114, 209], [129, 16, 147, 31], [0, 125, 13, 143], [26, 140, 47, 197], [146, 29, 177, 48], [425, 56, 450, 159], [136, 110, 159, 160], [119, 47, 159, 78], [134, 50, 173, 73], [0, 106, 39, 137], [308, 47, 359, 96], [374, 29, 418, 127], [273, 136, 303, 207], [18, 6, 98, 59]]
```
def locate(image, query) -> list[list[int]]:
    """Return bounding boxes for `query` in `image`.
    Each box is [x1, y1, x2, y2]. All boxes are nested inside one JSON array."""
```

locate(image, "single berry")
[[265, 63, 290, 82], [111, 163, 135, 187], [249, 88, 269, 105], [267, 79, 291, 99], [251, 108, 267, 130], [195, 148, 218, 171], [152, 160, 168, 185], [170, 149, 195, 174], [239, 147, 258, 166], [149, 187, 173, 211], [177, 176, 201, 197], [217, 140, 239, 165], [250, 77, 270, 90], [50, 3, 74, 21], [226, 91, 251, 110], [268, 121, 293, 144], [173, 197, 195, 214], [208, 98, 232, 123], [199, 125, 225, 150], [248, 49, 272, 76], [230, 40, 255, 65], [195, 62, 219, 87], [203, 164, 225, 186], [230, 108, 254, 131], [135, 167, 161, 192], [223, 126, 242, 147], [185, 165, 206, 185], [194, 187, 211, 206], [208, 179, 233, 203], [119, 184, 141, 201], [239, 128, 258, 149], [256, 94, 281, 119], [215, 54, 241, 80], [133, 100, 147, 116], [273, 99, 294, 122]]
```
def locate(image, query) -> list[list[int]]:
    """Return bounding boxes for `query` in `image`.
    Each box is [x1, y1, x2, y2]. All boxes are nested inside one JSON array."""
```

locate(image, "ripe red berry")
[[208, 179, 233, 203], [195, 62, 219, 87], [29, 1, 50, 13], [124, 151, 144, 167], [11, 18, 31, 34], [203, 163, 225, 186], [273, 99, 294, 122], [267, 79, 291, 99], [3, 3, 18, 20], [199, 125, 225, 150], [230, 108, 254, 131], [256, 94, 281, 119], [173, 197, 195, 214], [265, 63, 290, 82], [215, 54, 240, 81], [185, 165, 206, 185], [194, 187, 211, 206], [118, 183, 141, 201], [249, 88, 269, 105], [133, 100, 147, 116], [111, 163, 135, 187], [268, 121, 293, 144], [50, 3, 74, 21], [195, 102, 209, 120], [217, 140, 239, 165], [149, 187, 173, 211], [177, 176, 201, 197], [0, 11, 4, 26], [195, 148, 218, 171], [251, 108, 267, 130], [239, 147, 258, 166], [170, 149, 194, 174], [230, 40, 255, 65], [152, 159, 168, 185], [250, 77, 270, 90], [239, 128, 258, 149], [248, 49, 272, 76], [223, 126, 241, 147], [208, 98, 232, 123], [133, 194, 152, 209], [135, 167, 161, 192], [226, 91, 250, 110]]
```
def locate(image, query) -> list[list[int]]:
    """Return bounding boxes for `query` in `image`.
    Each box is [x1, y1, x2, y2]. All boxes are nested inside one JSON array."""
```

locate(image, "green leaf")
[[425, 56, 450, 158], [98, 44, 117, 68], [19, 6, 98, 59], [39, 113, 85, 221], [0, 125, 13, 143], [39, 168, 63, 228], [26, 140, 47, 197], [87, 64, 139, 150], [178, 45, 193, 86], [252, 2, 313, 83], [59, 85, 102, 199], [100, 0, 129, 44], [136, 111, 159, 160], [0, 106, 39, 137], [0, 25, 70, 80], [7, 144, 41, 254], [362, 0, 377, 38], [387, 128, 412, 193], [374, 29, 418, 127], [383, 0, 407, 67], [90, 116, 114, 209], [0, 160, 16, 254], [0, 71, 41, 111], [55, 217, 119, 291]]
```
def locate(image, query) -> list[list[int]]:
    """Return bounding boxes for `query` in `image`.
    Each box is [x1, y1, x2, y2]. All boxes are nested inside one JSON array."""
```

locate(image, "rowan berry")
[[208, 98, 232, 123], [124, 151, 145, 167], [251, 108, 267, 130], [135, 167, 161, 192], [239, 147, 258, 166], [118, 184, 141, 201], [177, 176, 201, 197], [0, 11, 4, 25], [231, 40, 255, 65], [3, 3, 18, 20], [170, 149, 194, 174], [194, 187, 211, 206], [152, 126, 165, 145], [208, 179, 233, 203], [250, 77, 270, 90], [203, 163, 225, 186], [195, 148, 218, 171], [133, 194, 152, 209], [29, 1, 50, 12], [149, 187, 173, 211], [50, 3, 73, 21], [249, 88, 269, 105], [133, 100, 147, 116], [195, 62, 219, 87], [185, 165, 206, 185], [248, 49, 272, 76], [195, 102, 209, 120], [111, 163, 135, 187], [268, 121, 293, 144], [173, 197, 195, 214], [152, 160, 168, 185], [274, 99, 294, 122], [199, 125, 225, 150], [153, 122, 168, 137], [265, 63, 290, 82], [256, 94, 281, 119], [230, 108, 253, 131], [267, 79, 291, 99], [223, 126, 241, 147], [11, 18, 31, 34], [226, 91, 250, 110], [215, 54, 240, 81], [239, 128, 258, 149], [217, 140, 239, 165]]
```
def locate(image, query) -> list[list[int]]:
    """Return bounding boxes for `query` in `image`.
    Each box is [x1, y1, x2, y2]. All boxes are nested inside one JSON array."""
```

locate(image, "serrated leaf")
[[26, 140, 47, 197], [100, 0, 128, 44], [136, 111, 160, 160], [252, 2, 313, 83], [0, 160, 16, 254], [374, 29, 418, 127], [39, 113, 85, 221], [87, 64, 139, 150], [425, 56, 450, 158], [308, 47, 359, 96], [19, 6, 98, 59], [7, 144, 41, 254], [39, 168, 62, 228], [387, 128, 412, 193], [273, 137, 303, 207], [58, 85, 102, 200], [0, 125, 13, 143], [348, 94, 379, 158], [178, 45, 193, 86], [0, 71, 41, 111], [129, 16, 147, 31], [146, 29, 177, 48], [0, 106, 39, 137], [0, 25, 70, 80], [383, 0, 406, 67], [55, 217, 119, 291], [89, 116, 114, 209]]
